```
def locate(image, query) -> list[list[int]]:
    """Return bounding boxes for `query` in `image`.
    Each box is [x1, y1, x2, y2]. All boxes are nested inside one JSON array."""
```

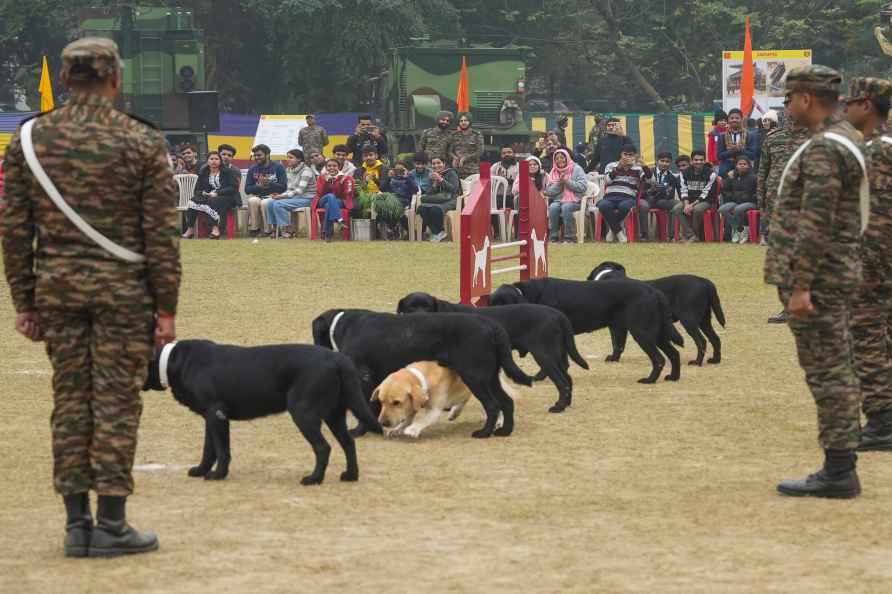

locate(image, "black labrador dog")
[[397, 292, 588, 413], [312, 309, 535, 438], [489, 278, 683, 384], [587, 261, 726, 365], [143, 340, 381, 486]]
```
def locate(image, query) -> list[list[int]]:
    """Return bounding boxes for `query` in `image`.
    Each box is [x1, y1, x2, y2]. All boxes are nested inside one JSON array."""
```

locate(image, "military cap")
[[437, 110, 453, 120], [61, 37, 123, 82], [844, 77, 892, 105], [784, 64, 841, 94]]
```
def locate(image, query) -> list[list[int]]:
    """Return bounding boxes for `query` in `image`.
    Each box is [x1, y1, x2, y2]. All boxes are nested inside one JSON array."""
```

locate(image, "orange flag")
[[456, 56, 470, 114], [740, 16, 754, 118]]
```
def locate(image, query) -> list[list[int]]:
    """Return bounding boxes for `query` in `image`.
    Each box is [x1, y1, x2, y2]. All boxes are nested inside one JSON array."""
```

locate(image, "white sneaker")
[[431, 231, 447, 243], [731, 230, 741, 243], [606, 229, 615, 242], [738, 228, 749, 244], [617, 230, 628, 244]]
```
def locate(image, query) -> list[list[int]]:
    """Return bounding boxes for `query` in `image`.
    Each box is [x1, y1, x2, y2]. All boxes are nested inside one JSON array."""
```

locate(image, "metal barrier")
[[459, 162, 548, 306]]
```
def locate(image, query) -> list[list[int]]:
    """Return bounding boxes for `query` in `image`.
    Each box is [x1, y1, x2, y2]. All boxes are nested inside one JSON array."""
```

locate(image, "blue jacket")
[[245, 161, 287, 197], [409, 168, 432, 194], [381, 174, 419, 208], [716, 129, 758, 176]]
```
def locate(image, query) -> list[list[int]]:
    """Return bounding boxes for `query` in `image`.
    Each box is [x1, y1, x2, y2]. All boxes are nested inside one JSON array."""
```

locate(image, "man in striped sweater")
[[598, 144, 651, 242]]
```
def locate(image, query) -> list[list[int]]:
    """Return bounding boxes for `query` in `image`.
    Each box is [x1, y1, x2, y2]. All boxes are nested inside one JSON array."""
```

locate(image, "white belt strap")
[[19, 119, 146, 263], [159, 341, 178, 389], [406, 366, 430, 396], [329, 311, 345, 352], [777, 131, 870, 234]]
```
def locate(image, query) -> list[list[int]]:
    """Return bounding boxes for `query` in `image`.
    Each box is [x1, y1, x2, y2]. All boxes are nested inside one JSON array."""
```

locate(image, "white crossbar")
[[493, 265, 528, 276], [492, 240, 527, 250]]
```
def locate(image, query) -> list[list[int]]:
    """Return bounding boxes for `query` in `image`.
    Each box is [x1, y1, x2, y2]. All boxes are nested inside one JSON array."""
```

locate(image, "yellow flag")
[[38, 56, 54, 112]]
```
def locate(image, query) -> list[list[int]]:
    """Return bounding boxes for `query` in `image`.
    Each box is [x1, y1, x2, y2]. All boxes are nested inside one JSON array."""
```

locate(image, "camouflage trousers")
[[780, 288, 861, 450], [40, 305, 154, 496], [457, 160, 481, 179], [850, 284, 892, 417]]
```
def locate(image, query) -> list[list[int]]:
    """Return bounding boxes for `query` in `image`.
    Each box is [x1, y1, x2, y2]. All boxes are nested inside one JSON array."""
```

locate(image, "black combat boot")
[[777, 449, 861, 499], [88, 496, 159, 557], [63, 492, 92, 558], [858, 410, 892, 451]]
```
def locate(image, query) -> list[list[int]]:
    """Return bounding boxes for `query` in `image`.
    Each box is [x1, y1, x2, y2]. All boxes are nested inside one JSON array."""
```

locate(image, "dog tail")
[[338, 359, 383, 434], [560, 313, 589, 370], [657, 291, 684, 347], [707, 280, 726, 327], [494, 326, 535, 387]]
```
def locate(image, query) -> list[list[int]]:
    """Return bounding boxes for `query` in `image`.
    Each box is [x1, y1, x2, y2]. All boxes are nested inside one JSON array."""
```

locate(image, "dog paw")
[[707, 358, 721, 365], [204, 470, 228, 481], [664, 374, 680, 382], [348, 427, 368, 439], [300, 475, 324, 486], [637, 377, 657, 384], [548, 404, 568, 413], [340, 471, 359, 482], [604, 355, 620, 363], [688, 360, 704, 366], [471, 428, 493, 439], [493, 426, 512, 437], [403, 426, 422, 438], [187, 466, 210, 477]]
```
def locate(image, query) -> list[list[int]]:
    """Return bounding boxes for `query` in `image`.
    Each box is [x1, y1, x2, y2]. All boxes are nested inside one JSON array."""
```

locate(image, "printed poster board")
[[252, 115, 308, 158], [722, 50, 812, 115]]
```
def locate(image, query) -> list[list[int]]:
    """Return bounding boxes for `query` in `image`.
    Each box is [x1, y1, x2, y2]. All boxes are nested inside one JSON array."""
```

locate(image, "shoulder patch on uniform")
[[126, 113, 159, 130]]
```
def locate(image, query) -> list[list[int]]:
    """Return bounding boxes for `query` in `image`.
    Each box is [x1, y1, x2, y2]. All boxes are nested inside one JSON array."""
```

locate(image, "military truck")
[[78, 5, 208, 148], [373, 44, 533, 156]]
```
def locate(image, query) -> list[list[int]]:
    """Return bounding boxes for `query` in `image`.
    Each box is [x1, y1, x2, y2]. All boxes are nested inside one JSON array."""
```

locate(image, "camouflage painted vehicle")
[[374, 44, 533, 155], [78, 5, 204, 130]]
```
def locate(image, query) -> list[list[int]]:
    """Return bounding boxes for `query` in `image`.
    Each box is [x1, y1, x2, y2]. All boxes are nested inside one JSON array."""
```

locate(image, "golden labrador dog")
[[371, 362, 518, 438]]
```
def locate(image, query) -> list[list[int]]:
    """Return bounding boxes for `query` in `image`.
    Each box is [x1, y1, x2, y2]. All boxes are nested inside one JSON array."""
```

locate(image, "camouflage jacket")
[[756, 125, 809, 212], [2, 92, 182, 314], [764, 115, 866, 290], [861, 123, 892, 285], [449, 128, 484, 176], [419, 127, 452, 163], [298, 124, 329, 154]]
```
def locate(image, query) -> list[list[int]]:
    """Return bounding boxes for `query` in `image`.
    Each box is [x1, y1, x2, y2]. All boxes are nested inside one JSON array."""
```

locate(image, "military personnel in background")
[[757, 102, 810, 324], [449, 112, 484, 179], [764, 65, 868, 499], [844, 78, 892, 452], [419, 110, 453, 164], [298, 114, 329, 157], [2, 38, 181, 556]]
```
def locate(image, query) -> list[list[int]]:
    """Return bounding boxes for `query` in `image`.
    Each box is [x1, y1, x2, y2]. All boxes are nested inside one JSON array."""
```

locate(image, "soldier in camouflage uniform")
[[757, 105, 810, 324], [765, 65, 868, 499], [297, 114, 329, 157], [419, 110, 453, 164], [844, 78, 892, 452], [2, 38, 181, 555], [449, 112, 484, 179]]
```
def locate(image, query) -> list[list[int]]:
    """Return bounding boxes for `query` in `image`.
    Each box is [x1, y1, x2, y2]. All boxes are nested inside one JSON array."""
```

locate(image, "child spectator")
[[718, 155, 758, 243], [378, 163, 418, 240], [355, 146, 385, 192], [409, 152, 432, 194]]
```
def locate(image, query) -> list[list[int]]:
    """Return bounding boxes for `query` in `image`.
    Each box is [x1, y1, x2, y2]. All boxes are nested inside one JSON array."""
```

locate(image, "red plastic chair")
[[651, 210, 671, 241], [747, 210, 761, 243], [310, 196, 351, 241], [594, 182, 642, 242]]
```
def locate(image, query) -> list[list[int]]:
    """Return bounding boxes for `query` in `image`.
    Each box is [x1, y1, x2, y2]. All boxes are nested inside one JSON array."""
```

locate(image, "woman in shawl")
[[543, 148, 587, 243]]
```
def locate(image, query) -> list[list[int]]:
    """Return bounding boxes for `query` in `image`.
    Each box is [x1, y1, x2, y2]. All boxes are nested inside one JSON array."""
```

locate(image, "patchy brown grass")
[[1, 239, 891, 594]]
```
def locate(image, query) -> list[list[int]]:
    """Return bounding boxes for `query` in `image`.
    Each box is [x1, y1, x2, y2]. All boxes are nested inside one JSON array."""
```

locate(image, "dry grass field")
[[2, 239, 891, 594]]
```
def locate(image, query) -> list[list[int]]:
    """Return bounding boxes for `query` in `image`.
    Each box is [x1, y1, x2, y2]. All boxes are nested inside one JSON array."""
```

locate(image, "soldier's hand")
[[15, 312, 43, 342], [154, 315, 176, 350], [787, 289, 815, 317]]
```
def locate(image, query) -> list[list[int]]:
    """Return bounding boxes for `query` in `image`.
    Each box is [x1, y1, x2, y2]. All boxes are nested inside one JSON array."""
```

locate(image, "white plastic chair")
[[489, 175, 510, 242], [174, 173, 198, 229]]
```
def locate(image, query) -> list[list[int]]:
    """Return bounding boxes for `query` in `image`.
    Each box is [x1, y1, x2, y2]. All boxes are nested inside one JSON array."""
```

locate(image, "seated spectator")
[[592, 118, 633, 173], [216, 143, 242, 187], [718, 155, 758, 243], [417, 156, 460, 242], [355, 146, 385, 192], [572, 142, 589, 169], [716, 108, 758, 176], [647, 151, 687, 238], [264, 149, 317, 238], [315, 158, 357, 241], [347, 115, 388, 166], [409, 152, 432, 194], [676, 154, 691, 175], [598, 144, 650, 243], [539, 136, 559, 174], [544, 148, 587, 243], [306, 150, 325, 176], [511, 155, 545, 198], [333, 144, 356, 177], [175, 144, 200, 175], [378, 163, 419, 239], [707, 110, 728, 167], [182, 151, 238, 239], [490, 145, 519, 189], [672, 149, 718, 242], [245, 144, 288, 237]]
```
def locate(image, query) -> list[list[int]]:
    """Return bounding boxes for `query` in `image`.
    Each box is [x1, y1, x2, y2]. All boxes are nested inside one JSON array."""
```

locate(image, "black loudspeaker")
[[161, 94, 190, 130], [187, 91, 220, 132]]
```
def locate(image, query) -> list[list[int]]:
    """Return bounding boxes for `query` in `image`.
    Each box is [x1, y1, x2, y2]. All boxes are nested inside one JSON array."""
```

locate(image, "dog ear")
[[370, 387, 381, 403], [311, 314, 330, 347], [408, 383, 429, 410], [396, 296, 408, 314]]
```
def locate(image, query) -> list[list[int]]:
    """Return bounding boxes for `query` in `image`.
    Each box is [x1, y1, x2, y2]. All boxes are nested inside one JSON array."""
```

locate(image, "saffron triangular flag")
[[740, 16, 754, 118], [38, 56, 54, 112], [456, 56, 470, 114]]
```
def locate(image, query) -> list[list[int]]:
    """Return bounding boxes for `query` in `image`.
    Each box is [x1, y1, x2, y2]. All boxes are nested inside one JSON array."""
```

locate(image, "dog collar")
[[159, 341, 178, 389], [592, 268, 614, 281], [406, 366, 430, 396], [329, 311, 345, 352], [512, 285, 523, 297]]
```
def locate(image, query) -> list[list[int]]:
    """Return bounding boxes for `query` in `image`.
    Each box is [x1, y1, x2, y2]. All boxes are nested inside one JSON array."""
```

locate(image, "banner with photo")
[[722, 50, 812, 115]]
